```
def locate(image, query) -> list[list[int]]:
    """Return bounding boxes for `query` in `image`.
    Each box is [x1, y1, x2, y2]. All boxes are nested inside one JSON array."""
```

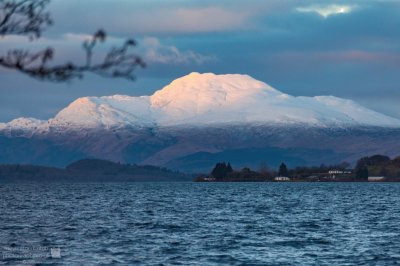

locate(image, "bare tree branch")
[[0, 0, 145, 82], [0, 0, 52, 39], [0, 29, 146, 82]]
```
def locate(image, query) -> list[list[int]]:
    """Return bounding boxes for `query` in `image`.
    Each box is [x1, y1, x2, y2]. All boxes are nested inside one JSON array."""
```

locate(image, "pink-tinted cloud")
[[120, 7, 253, 34]]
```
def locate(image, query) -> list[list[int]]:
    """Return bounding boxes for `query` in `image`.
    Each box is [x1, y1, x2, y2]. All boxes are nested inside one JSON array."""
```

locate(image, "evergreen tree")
[[211, 162, 232, 180], [278, 163, 289, 177], [227, 163, 233, 173], [355, 159, 369, 180]]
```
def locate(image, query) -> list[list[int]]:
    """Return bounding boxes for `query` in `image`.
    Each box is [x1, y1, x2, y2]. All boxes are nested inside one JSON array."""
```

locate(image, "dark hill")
[[0, 159, 190, 182]]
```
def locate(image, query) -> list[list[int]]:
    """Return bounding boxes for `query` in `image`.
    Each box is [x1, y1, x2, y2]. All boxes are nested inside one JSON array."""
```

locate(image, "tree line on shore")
[[196, 154, 400, 182]]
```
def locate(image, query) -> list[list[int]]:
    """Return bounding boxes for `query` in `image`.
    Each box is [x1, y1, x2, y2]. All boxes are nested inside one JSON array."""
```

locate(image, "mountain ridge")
[[2, 72, 400, 131]]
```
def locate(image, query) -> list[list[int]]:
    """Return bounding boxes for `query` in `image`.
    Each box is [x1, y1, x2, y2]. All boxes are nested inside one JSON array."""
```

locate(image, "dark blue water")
[[1, 182, 400, 265]]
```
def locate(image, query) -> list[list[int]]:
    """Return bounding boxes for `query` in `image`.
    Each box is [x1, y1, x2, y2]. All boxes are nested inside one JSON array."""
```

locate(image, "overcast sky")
[[1, 0, 400, 122]]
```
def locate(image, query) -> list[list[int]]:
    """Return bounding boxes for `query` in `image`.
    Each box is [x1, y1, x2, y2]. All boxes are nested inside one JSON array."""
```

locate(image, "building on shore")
[[368, 176, 385, 182], [274, 176, 290, 181], [328, 170, 352, 179]]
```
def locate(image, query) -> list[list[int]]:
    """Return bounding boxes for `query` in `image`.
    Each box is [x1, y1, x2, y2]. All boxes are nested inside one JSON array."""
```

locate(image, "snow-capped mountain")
[[1, 72, 400, 171], [3, 72, 400, 132]]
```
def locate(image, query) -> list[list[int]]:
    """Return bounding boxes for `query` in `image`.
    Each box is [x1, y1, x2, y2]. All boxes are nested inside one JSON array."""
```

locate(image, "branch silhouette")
[[0, 0, 145, 82]]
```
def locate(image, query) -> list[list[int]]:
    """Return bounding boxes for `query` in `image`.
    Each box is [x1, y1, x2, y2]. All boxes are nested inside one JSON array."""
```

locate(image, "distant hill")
[[358, 155, 400, 180], [0, 159, 190, 182]]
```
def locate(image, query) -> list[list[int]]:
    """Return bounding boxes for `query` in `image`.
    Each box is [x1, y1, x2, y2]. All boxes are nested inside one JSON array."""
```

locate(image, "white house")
[[328, 170, 344, 175], [328, 170, 352, 179], [274, 176, 290, 181], [368, 176, 385, 182]]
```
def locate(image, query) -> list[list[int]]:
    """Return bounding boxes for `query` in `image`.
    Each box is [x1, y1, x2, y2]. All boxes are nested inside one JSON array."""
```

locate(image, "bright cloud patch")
[[63, 33, 94, 42], [296, 5, 354, 18], [142, 37, 215, 65]]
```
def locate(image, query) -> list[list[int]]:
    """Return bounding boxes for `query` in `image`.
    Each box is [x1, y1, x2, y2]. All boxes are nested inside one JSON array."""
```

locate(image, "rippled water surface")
[[1, 182, 400, 265]]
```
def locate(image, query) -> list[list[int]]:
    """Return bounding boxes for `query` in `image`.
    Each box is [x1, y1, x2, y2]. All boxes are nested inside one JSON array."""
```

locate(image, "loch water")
[[1, 182, 400, 265]]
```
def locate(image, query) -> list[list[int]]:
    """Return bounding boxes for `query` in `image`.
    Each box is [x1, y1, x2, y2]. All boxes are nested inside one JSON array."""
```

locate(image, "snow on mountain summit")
[[150, 72, 282, 122], [147, 72, 400, 126], [151, 72, 280, 109], [0, 117, 47, 136], [2, 72, 400, 131], [50, 95, 155, 128], [7, 117, 46, 129]]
